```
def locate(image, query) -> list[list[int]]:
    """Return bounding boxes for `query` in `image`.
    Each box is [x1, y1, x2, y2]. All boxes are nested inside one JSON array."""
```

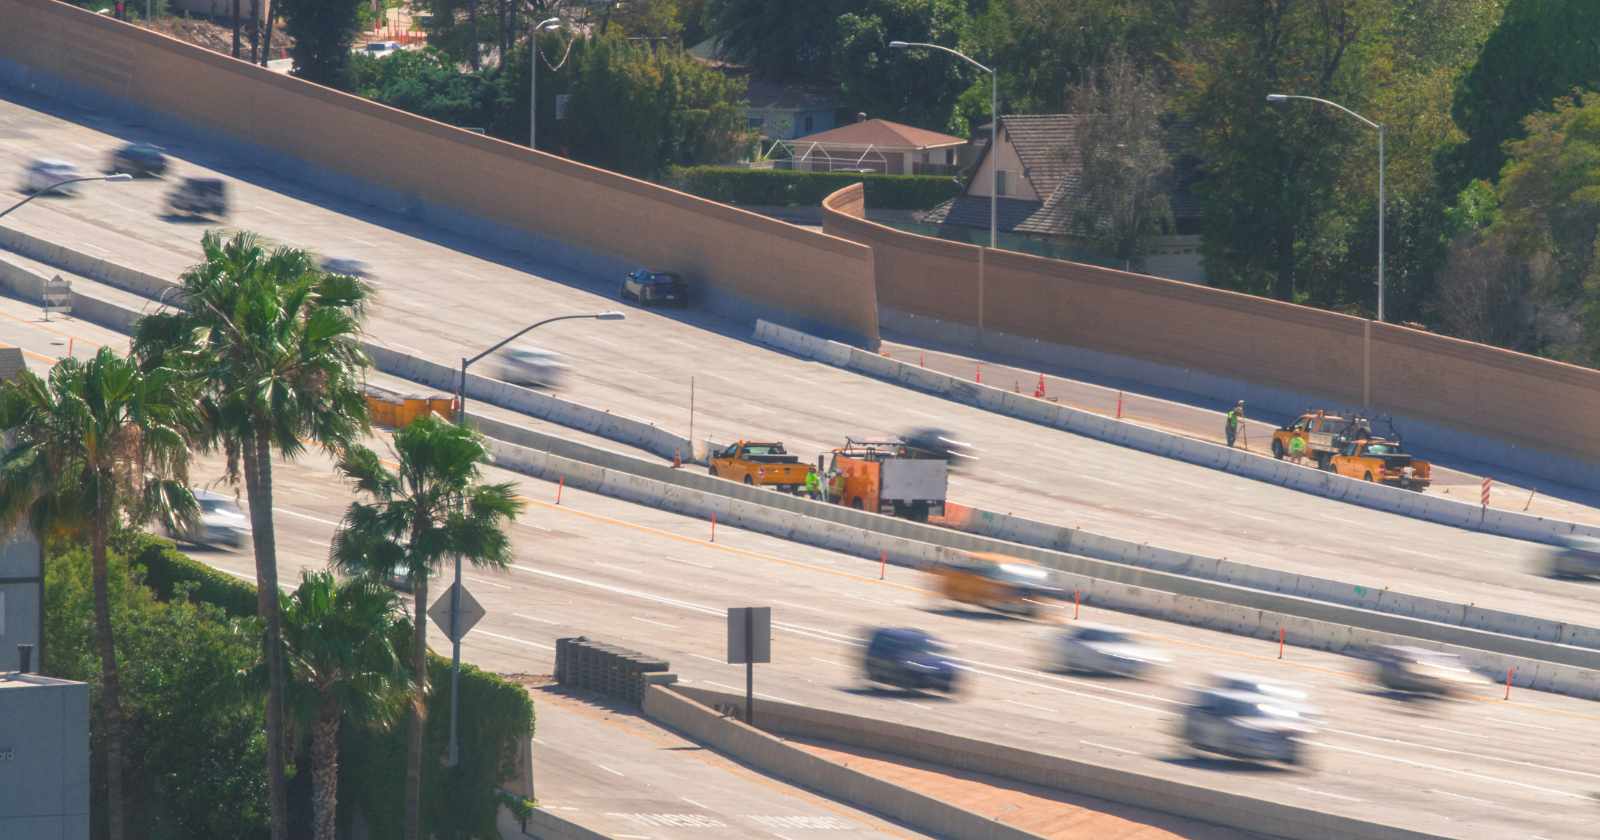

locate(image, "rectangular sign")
[[726, 606, 771, 664]]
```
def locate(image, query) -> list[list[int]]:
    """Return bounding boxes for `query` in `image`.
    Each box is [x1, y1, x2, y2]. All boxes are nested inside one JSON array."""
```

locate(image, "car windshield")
[[1076, 628, 1127, 643], [646, 273, 679, 283], [743, 444, 785, 456], [199, 499, 237, 514]]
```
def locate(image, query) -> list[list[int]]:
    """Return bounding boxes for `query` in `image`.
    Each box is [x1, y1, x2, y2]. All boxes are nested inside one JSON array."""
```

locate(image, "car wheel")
[[1363, 471, 1375, 482], [743, 475, 754, 485], [850, 497, 864, 510], [708, 466, 719, 478], [1272, 439, 1285, 460]]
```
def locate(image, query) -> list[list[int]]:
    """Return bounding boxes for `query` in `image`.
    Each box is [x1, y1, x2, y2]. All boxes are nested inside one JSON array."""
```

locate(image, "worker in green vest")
[[804, 467, 821, 499], [1225, 400, 1245, 447]]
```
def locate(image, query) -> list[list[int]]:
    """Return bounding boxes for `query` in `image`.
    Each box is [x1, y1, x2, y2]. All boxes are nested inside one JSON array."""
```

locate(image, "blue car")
[[862, 628, 959, 693]]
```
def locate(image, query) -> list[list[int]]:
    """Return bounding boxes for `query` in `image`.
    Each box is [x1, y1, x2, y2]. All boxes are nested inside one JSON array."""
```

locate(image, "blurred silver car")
[[21, 159, 80, 195], [1544, 536, 1600, 579], [492, 346, 569, 389], [1371, 645, 1488, 696], [1053, 623, 1169, 677], [1208, 672, 1310, 706], [1180, 688, 1314, 765], [174, 490, 251, 548]]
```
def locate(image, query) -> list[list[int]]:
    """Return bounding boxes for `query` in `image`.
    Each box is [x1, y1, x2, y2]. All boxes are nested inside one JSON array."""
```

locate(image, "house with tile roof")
[[780, 117, 966, 176], [923, 114, 1206, 282]]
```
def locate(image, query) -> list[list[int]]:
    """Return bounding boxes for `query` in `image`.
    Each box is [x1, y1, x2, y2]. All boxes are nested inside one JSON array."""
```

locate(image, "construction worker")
[[827, 469, 846, 504], [803, 467, 821, 500], [1225, 400, 1245, 447]]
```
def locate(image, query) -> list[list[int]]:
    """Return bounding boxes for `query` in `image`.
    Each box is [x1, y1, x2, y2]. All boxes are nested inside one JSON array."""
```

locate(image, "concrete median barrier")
[[664, 685, 1449, 840], [756, 319, 1600, 549]]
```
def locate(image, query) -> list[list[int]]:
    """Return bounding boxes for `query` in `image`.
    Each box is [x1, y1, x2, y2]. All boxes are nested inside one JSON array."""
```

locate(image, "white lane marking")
[[1413, 723, 1476, 739], [472, 630, 554, 651], [633, 616, 680, 630], [592, 562, 639, 574], [1295, 786, 1363, 803], [1079, 739, 1139, 755], [275, 506, 342, 527], [464, 574, 513, 590], [1230, 511, 1276, 524], [1305, 741, 1589, 800], [809, 657, 841, 667], [1430, 789, 1516, 811], [514, 613, 558, 624], [768, 599, 826, 613], [595, 763, 625, 777], [689, 653, 725, 664], [1484, 714, 1557, 733], [516, 520, 553, 533], [680, 797, 709, 810], [1007, 699, 1054, 714], [1387, 547, 1438, 559], [662, 555, 715, 570], [704, 680, 795, 704], [1323, 726, 1600, 782], [305, 538, 325, 546]]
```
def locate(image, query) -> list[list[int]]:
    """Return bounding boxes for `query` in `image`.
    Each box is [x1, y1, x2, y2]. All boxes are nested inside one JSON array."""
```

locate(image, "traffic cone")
[[1033, 373, 1047, 398], [975, 364, 982, 384], [673, 449, 682, 468], [1014, 380, 1020, 393]]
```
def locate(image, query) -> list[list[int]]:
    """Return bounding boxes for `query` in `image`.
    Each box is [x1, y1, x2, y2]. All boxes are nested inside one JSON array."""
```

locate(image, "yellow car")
[[932, 553, 1054, 616]]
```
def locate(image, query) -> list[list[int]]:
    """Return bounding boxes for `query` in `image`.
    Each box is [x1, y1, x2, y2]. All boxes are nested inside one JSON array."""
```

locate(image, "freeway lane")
[[2, 94, 1600, 633], [178, 437, 1600, 839]]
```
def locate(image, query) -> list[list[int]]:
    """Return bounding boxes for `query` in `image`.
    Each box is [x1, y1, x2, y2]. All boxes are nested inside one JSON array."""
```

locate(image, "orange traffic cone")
[[673, 449, 682, 468], [1034, 373, 1047, 398]]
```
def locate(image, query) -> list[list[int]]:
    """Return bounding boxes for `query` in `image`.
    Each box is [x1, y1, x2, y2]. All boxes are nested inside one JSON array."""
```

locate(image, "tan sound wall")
[[823, 184, 1600, 471], [0, 0, 878, 345]]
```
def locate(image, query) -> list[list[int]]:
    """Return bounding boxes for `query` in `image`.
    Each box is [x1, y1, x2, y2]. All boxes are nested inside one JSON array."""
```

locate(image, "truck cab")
[[1271, 411, 1370, 469], [827, 438, 948, 521], [1329, 437, 1431, 491]]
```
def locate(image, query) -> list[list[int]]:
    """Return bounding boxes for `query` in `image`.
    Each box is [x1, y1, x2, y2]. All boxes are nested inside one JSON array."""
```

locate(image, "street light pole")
[[1266, 93, 1386, 322], [530, 17, 561, 150], [0, 173, 132, 221], [446, 309, 623, 767], [888, 41, 997, 249]]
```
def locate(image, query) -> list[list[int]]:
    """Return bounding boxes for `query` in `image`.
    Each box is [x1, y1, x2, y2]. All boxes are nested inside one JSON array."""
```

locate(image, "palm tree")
[[133, 230, 372, 840], [331, 414, 523, 840], [279, 571, 411, 840], [0, 349, 198, 840]]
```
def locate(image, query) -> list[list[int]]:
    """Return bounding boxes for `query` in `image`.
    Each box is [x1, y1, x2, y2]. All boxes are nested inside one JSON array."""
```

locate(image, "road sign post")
[[726, 606, 771, 726], [429, 581, 486, 767], [42, 276, 71, 321]]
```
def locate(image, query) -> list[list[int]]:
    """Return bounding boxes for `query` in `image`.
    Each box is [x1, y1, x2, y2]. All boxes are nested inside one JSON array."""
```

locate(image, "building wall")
[[823, 184, 1600, 485], [967, 129, 1038, 200], [0, 675, 90, 840], [0, 0, 880, 346], [0, 528, 41, 673]]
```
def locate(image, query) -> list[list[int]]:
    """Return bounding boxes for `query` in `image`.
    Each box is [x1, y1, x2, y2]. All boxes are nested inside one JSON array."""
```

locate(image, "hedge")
[[115, 530, 536, 839], [666, 165, 962, 210]]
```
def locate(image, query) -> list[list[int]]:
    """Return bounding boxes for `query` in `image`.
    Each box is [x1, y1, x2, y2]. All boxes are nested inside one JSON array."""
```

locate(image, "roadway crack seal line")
[[507, 562, 1599, 798]]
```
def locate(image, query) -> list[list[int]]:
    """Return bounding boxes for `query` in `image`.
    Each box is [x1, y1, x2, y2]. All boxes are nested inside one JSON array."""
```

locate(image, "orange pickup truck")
[[708, 441, 811, 491], [1329, 437, 1432, 491]]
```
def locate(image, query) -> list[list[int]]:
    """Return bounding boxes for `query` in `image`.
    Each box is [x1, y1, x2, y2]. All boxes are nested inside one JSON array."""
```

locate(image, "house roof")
[[743, 79, 837, 112], [0, 345, 24, 383], [795, 118, 965, 150], [934, 114, 1202, 237]]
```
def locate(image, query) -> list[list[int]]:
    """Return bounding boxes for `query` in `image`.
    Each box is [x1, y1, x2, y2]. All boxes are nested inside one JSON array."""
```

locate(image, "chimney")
[[17, 644, 33, 674], [856, 112, 867, 123]]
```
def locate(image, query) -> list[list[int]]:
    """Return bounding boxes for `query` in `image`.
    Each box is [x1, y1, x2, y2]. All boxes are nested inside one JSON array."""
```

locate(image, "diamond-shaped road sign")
[[428, 583, 486, 643]]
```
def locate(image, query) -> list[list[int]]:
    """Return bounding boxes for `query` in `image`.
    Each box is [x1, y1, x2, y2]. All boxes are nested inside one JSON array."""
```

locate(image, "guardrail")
[[755, 319, 1600, 548]]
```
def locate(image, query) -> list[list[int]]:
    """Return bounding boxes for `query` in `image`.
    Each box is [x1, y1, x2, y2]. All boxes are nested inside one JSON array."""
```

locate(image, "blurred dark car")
[[620, 269, 688, 307], [1179, 688, 1313, 765], [165, 177, 228, 218], [862, 627, 959, 693], [1370, 645, 1488, 696], [1542, 536, 1600, 579], [900, 427, 978, 471], [110, 142, 168, 178]]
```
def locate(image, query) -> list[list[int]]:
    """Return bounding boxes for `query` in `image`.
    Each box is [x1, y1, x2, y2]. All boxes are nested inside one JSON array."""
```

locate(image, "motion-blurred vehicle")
[[1054, 623, 1169, 676], [827, 437, 948, 521], [708, 440, 810, 491], [1208, 673, 1310, 706], [490, 345, 569, 389], [21, 159, 81, 194], [319, 256, 371, 277], [1542, 536, 1600, 579], [620, 269, 688, 308], [899, 427, 978, 472], [1328, 437, 1431, 491], [109, 142, 168, 178], [1179, 688, 1313, 765], [171, 489, 250, 548], [933, 552, 1053, 616], [1270, 411, 1370, 468], [165, 177, 229, 218], [360, 40, 404, 57], [862, 628, 959, 693], [1371, 645, 1487, 696]]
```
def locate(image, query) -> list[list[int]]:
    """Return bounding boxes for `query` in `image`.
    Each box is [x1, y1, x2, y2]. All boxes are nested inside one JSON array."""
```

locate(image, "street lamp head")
[[105, 173, 133, 181], [888, 41, 909, 49], [594, 311, 626, 321], [1265, 94, 1289, 103], [537, 17, 561, 30]]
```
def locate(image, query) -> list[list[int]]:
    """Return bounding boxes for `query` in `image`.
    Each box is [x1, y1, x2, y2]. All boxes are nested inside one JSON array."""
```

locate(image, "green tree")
[[279, 0, 366, 88], [132, 231, 373, 840], [330, 414, 522, 840], [612, 0, 686, 42], [278, 572, 412, 840], [44, 540, 268, 840], [349, 47, 507, 130], [1448, 0, 1600, 188], [835, 0, 972, 132], [0, 349, 198, 840], [702, 0, 847, 80]]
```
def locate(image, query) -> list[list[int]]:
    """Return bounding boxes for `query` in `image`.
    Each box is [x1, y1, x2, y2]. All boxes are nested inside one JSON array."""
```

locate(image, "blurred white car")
[[21, 159, 80, 195], [1544, 536, 1600, 579], [1208, 672, 1310, 706], [492, 346, 569, 389], [1180, 688, 1314, 765], [173, 489, 251, 548], [1371, 646, 1489, 696], [360, 40, 404, 57], [1053, 623, 1169, 677]]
